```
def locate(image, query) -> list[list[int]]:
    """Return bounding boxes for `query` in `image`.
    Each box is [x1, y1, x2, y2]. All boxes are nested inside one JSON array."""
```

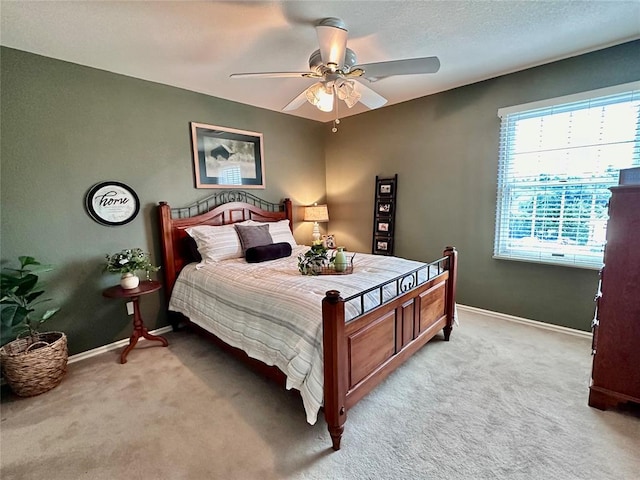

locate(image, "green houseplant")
[[297, 241, 354, 275], [297, 241, 330, 275], [0, 256, 67, 397], [104, 248, 159, 289]]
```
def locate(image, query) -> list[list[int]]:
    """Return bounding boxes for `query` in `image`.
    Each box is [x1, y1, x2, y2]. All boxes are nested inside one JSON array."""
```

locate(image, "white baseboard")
[[67, 306, 589, 365], [67, 326, 174, 364], [457, 304, 592, 340]]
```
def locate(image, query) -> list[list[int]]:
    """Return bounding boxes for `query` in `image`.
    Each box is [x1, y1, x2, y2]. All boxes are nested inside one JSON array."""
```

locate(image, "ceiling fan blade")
[[282, 83, 319, 112], [230, 71, 318, 79], [315, 18, 348, 67], [357, 56, 441, 82], [355, 81, 388, 109]]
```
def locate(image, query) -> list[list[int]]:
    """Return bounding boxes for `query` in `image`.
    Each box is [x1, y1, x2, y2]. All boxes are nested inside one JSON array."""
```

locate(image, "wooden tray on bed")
[[317, 264, 354, 275], [315, 254, 355, 275]]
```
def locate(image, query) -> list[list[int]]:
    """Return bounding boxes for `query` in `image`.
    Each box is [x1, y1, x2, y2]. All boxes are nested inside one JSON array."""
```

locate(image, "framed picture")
[[322, 234, 337, 249], [372, 174, 397, 255], [376, 200, 393, 216], [190, 122, 265, 189], [376, 219, 392, 234], [377, 178, 396, 197], [374, 237, 393, 255]]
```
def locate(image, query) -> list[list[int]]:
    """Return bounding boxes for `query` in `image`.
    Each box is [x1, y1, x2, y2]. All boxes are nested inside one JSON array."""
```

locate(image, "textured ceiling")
[[1, 1, 639, 122]]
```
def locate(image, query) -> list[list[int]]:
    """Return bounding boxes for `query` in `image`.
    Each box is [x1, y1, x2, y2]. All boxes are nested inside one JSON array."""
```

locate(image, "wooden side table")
[[102, 280, 168, 364]]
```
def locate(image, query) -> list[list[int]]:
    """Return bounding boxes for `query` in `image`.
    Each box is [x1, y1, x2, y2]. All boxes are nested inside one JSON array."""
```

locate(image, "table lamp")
[[304, 203, 329, 243]]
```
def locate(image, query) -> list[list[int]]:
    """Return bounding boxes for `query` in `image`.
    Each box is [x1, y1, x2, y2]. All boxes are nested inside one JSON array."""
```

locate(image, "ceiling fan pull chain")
[[332, 84, 340, 133]]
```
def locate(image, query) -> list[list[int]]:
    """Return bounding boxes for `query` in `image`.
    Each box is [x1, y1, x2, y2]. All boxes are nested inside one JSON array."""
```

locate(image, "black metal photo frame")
[[372, 174, 398, 256], [190, 122, 265, 189], [377, 178, 396, 197], [376, 200, 393, 216], [376, 218, 392, 234], [373, 236, 393, 255]]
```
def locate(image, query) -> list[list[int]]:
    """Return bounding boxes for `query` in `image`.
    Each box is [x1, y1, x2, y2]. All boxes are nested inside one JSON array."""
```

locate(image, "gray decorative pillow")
[[234, 224, 273, 256]]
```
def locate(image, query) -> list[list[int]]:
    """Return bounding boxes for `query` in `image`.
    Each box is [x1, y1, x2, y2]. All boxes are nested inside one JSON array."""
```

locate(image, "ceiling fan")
[[230, 18, 440, 131]]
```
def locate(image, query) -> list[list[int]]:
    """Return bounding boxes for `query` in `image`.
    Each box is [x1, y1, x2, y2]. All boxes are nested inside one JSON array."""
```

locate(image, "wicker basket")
[[0, 331, 68, 397]]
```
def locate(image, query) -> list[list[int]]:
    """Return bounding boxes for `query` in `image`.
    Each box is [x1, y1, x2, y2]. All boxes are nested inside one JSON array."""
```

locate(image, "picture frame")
[[322, 234, 337, 249], [190, 122, 265, 189], [376, 219, 392, 234], [376, 200, 393, 216], [372, 174, 397, 256], [373, 236, 393, 255], [377, 178, 396, 197]]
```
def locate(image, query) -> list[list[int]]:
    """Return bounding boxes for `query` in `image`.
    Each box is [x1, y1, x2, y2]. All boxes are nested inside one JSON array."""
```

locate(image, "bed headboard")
[[158, 191, 293, 301]]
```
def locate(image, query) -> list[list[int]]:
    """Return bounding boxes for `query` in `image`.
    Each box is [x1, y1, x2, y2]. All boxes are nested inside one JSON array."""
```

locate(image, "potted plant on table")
[[104, 248, 159, 289], [0, 255, 66, 397], [297, 240, 330, 275]]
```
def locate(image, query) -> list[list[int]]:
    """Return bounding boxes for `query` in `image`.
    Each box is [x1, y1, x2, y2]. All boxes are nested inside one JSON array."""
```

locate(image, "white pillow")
[[247, 219, 298, 247], [185, 224, 243, 262]]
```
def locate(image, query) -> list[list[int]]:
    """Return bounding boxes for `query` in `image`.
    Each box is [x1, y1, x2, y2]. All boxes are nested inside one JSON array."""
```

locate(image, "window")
[[494, 82, 640, 269]]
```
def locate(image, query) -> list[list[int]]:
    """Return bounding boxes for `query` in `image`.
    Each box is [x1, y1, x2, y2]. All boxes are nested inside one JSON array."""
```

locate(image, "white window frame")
[[494, 81, 640, 269]]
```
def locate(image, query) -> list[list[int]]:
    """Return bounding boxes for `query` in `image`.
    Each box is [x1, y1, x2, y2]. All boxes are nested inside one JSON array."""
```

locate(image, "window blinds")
[[494, 83, 640, 268]]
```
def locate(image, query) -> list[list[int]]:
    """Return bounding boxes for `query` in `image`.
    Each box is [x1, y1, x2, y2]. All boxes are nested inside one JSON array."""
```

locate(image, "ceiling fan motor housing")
[[316, 17, 347, 30], [308, 48, 358, 74]]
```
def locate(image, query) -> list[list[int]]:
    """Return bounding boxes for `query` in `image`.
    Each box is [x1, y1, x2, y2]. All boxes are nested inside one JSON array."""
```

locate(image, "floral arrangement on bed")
[[104, 248, 160, 276], [297, 241, 329, 275]]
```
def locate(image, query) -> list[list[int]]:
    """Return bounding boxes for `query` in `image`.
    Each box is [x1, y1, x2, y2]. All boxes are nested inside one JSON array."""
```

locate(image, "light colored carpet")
[[1, 310, 639, 480]]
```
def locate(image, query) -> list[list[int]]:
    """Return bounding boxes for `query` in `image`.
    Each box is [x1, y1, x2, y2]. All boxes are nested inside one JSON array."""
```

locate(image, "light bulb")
[[306, 83, 334, 112], [336, 80, 361, 108], [316, 88, 334, 112]]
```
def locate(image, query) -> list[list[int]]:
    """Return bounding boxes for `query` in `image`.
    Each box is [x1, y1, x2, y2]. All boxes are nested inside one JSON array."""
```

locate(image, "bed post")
[[158, 202, 181, 331], [443, 246, 458, 341], [158, 202, 176, 299], [322, 290, 348, 451], [283, 198, 293, 228]]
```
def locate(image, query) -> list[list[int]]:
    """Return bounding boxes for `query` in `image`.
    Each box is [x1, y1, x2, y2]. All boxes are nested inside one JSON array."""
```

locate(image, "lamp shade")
[[304, 204, 329, 222], [306, 83, 334, 112]]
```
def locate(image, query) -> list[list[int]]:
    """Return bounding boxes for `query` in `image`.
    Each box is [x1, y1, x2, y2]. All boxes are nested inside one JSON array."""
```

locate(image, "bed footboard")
[[322, 246, 458, 450]]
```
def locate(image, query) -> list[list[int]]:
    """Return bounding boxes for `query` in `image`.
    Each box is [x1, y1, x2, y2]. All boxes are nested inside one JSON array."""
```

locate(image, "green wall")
[[1, 48, 326, 354], [2, 41, 639, 356], [324, 40, 640, 331]]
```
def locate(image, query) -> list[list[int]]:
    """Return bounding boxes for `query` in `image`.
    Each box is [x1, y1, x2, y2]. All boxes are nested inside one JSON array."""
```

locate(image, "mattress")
[[169, 246, 435, 424]]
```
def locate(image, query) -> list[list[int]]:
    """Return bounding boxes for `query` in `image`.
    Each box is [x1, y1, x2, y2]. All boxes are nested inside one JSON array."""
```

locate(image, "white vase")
[[120, 273, 140, 290]]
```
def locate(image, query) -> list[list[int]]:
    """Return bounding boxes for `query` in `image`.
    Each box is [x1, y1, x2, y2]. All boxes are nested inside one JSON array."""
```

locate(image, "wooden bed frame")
[[158, 191, 457, 450]]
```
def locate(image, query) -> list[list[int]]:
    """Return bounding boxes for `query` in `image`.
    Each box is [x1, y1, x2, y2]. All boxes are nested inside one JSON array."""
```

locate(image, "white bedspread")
[[169, 246, 436, 425]]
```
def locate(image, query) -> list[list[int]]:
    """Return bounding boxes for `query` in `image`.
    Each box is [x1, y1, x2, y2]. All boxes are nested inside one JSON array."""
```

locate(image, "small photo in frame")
[[374, 237, 393, 255], [322, 234, 336, 249], [376, 200, 393, 215], [376, 219, 392, 234], [378, 181, 395, 197]]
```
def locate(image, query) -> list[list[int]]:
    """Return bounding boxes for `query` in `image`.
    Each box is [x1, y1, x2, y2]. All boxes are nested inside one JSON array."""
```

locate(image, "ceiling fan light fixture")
[[336, 80, 361, 108], [306, 83, 334, 112]]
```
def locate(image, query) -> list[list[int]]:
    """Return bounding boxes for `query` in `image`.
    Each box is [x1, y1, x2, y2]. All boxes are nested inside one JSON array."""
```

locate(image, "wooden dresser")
[[589, 185, 640, 410]]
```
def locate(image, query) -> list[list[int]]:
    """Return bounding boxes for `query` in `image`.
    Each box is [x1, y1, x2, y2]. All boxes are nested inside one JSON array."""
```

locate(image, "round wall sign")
[[85, 181, 140, 226]]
